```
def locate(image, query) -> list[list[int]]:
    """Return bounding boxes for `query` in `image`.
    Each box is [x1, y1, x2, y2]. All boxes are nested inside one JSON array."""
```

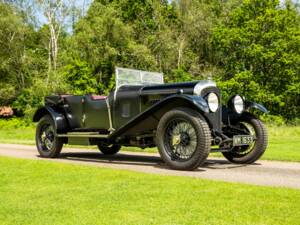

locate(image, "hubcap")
[[165, 119, 197, 161]]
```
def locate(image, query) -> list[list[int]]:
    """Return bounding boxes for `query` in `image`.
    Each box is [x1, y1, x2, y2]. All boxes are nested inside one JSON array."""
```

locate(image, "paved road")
[[0, 143, 300, 189]]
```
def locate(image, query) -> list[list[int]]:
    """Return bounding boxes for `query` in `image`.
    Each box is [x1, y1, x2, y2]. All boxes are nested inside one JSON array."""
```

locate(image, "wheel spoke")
[[39, 123, 55, 152], [165, 119, 198, 161]]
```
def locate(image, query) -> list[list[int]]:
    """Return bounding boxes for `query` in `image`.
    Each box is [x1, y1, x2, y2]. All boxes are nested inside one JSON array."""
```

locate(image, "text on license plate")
[[233, 135, 254, 146]]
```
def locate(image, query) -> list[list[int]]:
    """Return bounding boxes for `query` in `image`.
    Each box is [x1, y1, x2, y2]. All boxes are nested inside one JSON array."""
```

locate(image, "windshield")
[[116, 67, 164, 88]]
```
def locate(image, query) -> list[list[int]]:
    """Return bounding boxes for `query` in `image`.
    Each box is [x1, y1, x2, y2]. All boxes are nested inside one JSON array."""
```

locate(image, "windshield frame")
[[115, 67, 164, 89]]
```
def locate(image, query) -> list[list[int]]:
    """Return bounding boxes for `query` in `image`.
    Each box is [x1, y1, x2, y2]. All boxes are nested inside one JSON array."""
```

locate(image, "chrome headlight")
[[230, 95, 245, 114], [193, 81, 216, 96], [207, 92, 219, 112]]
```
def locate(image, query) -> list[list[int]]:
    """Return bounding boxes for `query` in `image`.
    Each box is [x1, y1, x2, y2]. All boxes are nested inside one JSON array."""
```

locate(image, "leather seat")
[[90, 95, 107, 100]]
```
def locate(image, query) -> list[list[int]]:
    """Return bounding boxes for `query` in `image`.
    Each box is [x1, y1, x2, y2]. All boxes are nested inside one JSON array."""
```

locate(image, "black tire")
[[222, 114, 268, 164], [156, 107, 211, 170], [36, 115, 63, 158], [97, 143, 121, 155]]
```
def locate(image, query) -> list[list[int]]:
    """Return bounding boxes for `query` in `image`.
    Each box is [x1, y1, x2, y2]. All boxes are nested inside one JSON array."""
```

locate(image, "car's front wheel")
[[156, 107, 211, 170], [97, 143, 121, 155], [36, 115, 63, 158], [222, 114, 268, 164]]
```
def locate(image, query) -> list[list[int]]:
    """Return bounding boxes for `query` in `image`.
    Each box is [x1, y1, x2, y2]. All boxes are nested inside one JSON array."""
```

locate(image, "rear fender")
[[109, 94, 209, 139], [33, 106, 68, 133]]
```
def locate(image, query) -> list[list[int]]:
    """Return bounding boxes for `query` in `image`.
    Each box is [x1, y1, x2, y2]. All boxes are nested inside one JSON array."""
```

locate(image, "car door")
[[113, 85, 143, 129], [83, 95, 110, 130]]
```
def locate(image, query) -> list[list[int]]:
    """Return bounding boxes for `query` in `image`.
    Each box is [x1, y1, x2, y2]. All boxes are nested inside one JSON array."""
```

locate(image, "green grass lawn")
[[0, 126, 35, 145], [0, 125, 299, 162], [262, 126, 300, 161], [0, 156, 299, 225]]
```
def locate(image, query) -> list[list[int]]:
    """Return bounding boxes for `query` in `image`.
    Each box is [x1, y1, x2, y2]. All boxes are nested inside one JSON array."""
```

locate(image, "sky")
[[36, 0, 92, 28]]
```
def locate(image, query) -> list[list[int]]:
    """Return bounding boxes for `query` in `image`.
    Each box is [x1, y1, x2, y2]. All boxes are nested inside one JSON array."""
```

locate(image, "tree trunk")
[[177, 37, 185, 69]]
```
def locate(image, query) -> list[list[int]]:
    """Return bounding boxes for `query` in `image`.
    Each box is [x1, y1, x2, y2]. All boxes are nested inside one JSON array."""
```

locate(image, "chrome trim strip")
[[105, 97, 115, 133]]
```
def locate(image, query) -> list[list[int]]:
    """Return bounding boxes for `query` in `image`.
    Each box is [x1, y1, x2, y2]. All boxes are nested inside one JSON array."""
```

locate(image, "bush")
[[213, 0, 300, 120], [166, 68, 193, 83], [64, 60, 101, 95], [12, 72, 68, 119], [0, 117, 33, 129], [0, 83, 16, 106], [260, 114, 286, 126]]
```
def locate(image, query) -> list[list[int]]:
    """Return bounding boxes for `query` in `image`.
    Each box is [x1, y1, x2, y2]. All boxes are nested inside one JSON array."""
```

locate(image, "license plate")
[[233, 135, 254, 146]]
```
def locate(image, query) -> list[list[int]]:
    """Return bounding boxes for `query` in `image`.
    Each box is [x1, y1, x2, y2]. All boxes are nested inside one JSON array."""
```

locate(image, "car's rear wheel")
[[156, 107, 211, 170], [36, 115, 63, 158], [97, 143, 121, 155], [222, 114, 268, 164]]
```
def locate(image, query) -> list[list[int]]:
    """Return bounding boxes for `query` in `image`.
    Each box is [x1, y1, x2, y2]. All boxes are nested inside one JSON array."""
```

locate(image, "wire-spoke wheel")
[[222, 114, 268, 164], [165, 119, 198, 161], [36, 115, 63, 158], [156, 107, 211, 170]]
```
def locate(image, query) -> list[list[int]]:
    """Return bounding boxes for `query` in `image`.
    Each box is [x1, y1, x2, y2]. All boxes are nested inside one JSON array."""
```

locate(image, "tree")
[[0, 2, 33, 104], [2, 0, 37, 25], [213, 0, 300, 119], [35, 0, 74, 82], [0, 0, 299, 121], [69, 1, 157, 92]]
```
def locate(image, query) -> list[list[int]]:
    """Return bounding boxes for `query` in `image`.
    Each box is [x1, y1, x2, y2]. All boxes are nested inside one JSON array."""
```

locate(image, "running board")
[[210, 148, 231, 153], [57, 132, 108, 138]]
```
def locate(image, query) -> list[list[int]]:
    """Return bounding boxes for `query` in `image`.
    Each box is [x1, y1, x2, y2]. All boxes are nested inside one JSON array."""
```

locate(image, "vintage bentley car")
[[33, 67, 268, 170]]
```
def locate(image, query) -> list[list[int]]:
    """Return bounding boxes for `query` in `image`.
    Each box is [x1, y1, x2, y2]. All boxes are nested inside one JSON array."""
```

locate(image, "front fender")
[[175, 94, 209, 113], [33, 106, 68, 133], [245, 100, 268, 114]]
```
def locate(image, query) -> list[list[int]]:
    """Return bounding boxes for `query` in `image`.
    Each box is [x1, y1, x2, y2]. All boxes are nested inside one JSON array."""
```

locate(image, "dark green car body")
[[33, 67, 268, 170]]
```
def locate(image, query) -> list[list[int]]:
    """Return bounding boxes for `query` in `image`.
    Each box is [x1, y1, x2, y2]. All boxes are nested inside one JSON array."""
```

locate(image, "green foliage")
[[167, 68, 193, 83], [0, 2, 58, 116], [70, 1, 158, 94], [0, 0, 299, 122], [12, 86, 46, 118], [0, 3, 30, 103], [260, 114, 286, 126], [0, 117, 33, 128], [213, 0, 300, 119], [0, 84, 16, 105], [64, 60, 100, 95], [12, 73, 68, 118]]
